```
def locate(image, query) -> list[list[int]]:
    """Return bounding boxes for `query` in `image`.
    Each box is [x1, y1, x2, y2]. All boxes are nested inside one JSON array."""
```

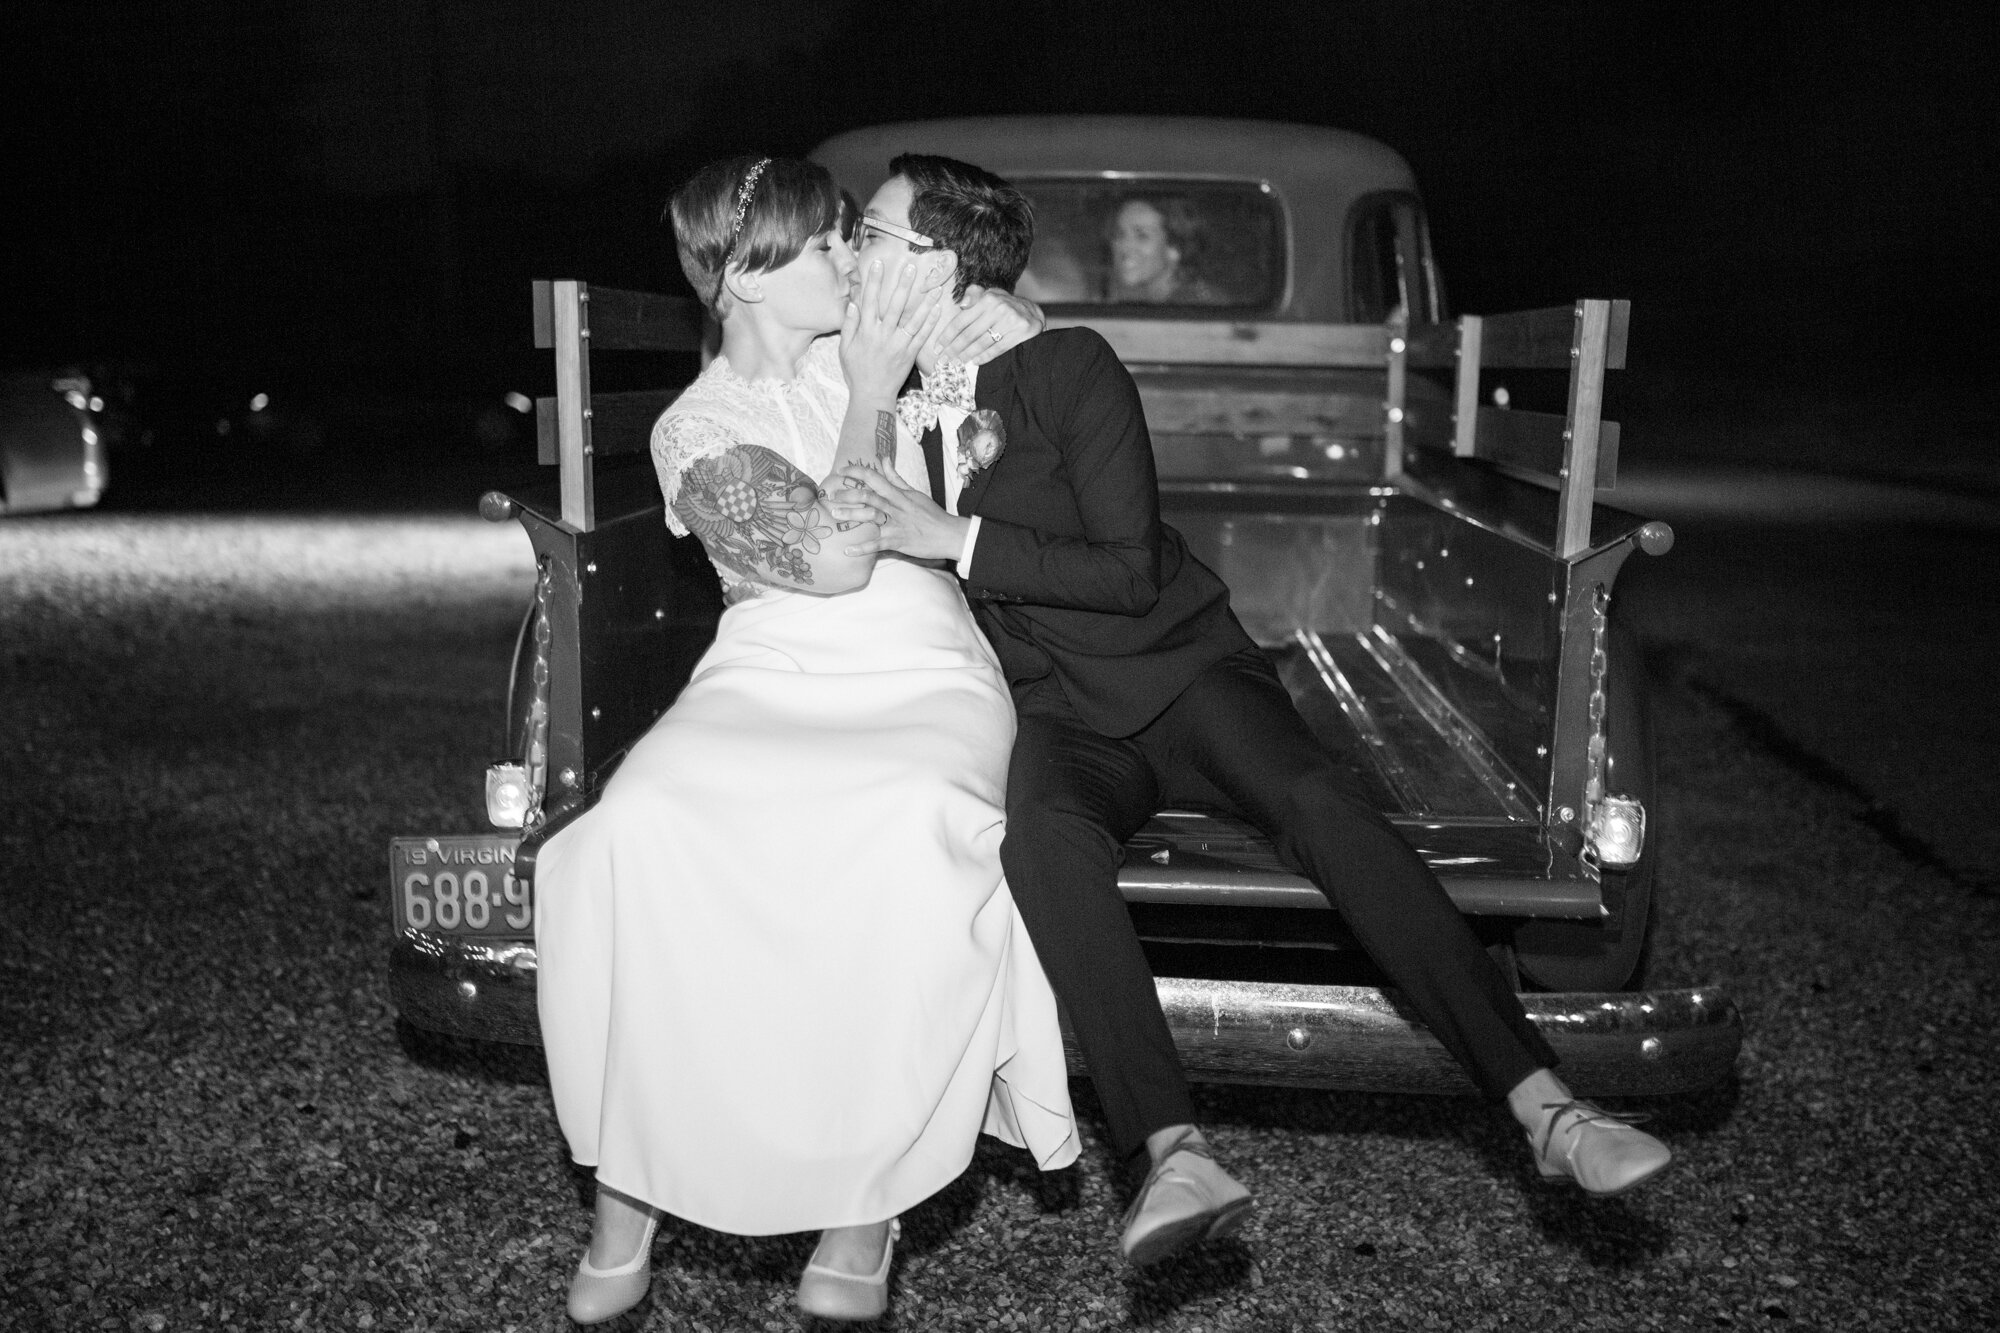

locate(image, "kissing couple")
[[530, 150, 1674, 1324]]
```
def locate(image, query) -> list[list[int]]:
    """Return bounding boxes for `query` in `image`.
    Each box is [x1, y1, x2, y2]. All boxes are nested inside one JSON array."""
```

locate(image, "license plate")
[[389, 834, 531, 936]]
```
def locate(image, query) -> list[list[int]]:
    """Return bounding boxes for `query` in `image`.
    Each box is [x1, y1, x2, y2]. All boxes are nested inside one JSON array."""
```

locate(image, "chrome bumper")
[[389, 933, 1739, 1097], [1154, 976, 1738, 1096]]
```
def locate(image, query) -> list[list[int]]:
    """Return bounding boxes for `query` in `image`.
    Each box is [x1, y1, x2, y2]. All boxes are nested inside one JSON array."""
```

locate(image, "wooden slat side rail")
[[536, 282, 704, 352], [1469, 408, 1620, 490], [549, 280, 594, 531], [1479, 300, 1629, 370], [536, 390, 679, 465], [1136, 384, 1387, 437], [1476, 305, 1571, 369], [1431, 301, 1626, 544], [581, 287, 707, 352], [1049, 317, 1389, 367]]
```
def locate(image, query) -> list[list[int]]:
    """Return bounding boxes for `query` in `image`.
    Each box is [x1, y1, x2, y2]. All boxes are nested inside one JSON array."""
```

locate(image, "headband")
[[727, 158, 772, 245], [712, 157, 772, 309]]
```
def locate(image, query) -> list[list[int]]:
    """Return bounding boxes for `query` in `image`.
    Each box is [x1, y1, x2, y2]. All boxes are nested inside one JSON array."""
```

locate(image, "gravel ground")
[[4, 510, 1997, 1332]]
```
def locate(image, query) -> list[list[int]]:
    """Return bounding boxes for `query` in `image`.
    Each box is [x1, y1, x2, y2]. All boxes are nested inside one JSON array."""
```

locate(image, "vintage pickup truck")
[[388, 116, 1740, 1097]]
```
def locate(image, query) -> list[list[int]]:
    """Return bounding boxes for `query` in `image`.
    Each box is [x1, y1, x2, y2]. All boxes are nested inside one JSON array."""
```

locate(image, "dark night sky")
[[7, 0, 1994, 396]]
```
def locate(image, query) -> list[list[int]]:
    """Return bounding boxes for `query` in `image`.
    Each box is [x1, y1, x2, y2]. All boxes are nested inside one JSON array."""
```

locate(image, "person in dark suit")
[[837, 154, 1674, 1267]]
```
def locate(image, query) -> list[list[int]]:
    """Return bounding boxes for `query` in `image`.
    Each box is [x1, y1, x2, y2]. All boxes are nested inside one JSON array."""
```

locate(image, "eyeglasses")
[[856, 214, 936, 250]]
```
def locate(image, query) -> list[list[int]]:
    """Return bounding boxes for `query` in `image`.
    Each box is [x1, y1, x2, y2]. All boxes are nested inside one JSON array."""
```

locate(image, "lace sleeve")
[[651, 410, 746, 537]]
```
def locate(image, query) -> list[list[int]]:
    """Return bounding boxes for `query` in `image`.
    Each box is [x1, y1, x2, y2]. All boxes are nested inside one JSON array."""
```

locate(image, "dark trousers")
[[1002, 646, 1559, 1163]]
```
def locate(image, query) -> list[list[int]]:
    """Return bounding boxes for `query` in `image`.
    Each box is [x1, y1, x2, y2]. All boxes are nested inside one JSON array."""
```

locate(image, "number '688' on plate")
[[389, 834, 530, 936]]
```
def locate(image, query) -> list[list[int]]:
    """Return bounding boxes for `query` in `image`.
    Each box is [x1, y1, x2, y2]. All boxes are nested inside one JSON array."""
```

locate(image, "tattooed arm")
[[659, 260, 938, 590], [670, 444, 878, 595]]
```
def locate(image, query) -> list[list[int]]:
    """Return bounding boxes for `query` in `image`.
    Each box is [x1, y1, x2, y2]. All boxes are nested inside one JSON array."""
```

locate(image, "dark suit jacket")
[[955, 327, 1252, 738]]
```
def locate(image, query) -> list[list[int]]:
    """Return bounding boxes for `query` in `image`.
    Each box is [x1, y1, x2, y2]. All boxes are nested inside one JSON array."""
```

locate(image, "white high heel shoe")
[[566, 1210, 658, 1325], [795, 1219, 898, 1322]]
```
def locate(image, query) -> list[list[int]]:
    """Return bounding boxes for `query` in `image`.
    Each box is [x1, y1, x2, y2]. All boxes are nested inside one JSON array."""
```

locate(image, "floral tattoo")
[[672, 446, 832, 587]]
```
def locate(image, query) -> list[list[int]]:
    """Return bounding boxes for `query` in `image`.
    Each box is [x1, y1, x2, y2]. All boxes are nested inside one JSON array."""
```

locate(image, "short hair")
[[668, 155, 843, 316], [888, 153, 1035, 299]]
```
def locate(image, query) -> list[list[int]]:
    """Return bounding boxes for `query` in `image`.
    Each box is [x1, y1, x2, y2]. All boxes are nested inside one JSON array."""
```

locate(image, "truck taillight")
[[1588, 795, 1646, 868], [486, 763, 532, 829]]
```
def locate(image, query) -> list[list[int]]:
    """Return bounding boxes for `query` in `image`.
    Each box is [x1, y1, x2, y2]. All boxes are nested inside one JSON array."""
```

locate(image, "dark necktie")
[[919, 423, 948, 509]]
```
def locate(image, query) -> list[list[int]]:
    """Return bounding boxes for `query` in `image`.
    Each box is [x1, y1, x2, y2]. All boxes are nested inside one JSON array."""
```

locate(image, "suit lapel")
[[958, 347, 1017, 516]]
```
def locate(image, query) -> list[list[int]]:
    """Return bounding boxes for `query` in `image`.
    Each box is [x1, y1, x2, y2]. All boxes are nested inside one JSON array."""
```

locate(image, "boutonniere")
[[955, 409, 1006, 484]]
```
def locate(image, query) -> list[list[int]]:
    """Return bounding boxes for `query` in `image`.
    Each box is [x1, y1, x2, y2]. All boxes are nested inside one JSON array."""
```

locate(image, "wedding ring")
[[988, 328, 1003, 343]]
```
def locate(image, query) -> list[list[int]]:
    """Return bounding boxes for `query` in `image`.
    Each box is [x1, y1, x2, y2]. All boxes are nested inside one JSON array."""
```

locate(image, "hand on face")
[[852, 173, 1041, 371], [838, 258, 949, 404]]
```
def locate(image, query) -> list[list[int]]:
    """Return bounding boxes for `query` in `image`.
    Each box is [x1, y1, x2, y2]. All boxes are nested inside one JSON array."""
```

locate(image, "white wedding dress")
[[534, 336, 1078, 1235]]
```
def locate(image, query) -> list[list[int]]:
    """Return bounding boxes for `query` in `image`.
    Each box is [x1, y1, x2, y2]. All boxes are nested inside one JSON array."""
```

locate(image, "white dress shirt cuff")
[[954, 515, 983, 579]]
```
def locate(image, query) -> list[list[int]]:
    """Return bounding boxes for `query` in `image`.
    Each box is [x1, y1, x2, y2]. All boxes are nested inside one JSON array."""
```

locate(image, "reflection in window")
[[1013, 179, 1283, 310]]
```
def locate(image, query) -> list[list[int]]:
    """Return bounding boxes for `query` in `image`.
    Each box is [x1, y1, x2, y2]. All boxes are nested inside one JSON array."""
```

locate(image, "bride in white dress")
[[533, 155, 1078, 1324]]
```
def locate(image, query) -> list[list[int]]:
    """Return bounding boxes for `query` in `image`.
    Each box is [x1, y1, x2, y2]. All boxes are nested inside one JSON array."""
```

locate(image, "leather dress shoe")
[[567, 1211, 658, 1325], [1531, 1099, 1673, 1197], [796, 1219, 898, 1322], [1118, 1130, 1254, 1266]]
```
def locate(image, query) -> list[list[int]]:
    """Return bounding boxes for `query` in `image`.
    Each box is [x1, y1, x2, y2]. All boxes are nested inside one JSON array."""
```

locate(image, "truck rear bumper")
[[1153, 975, 1737, 1096], [390, 933, 1738, 1097]]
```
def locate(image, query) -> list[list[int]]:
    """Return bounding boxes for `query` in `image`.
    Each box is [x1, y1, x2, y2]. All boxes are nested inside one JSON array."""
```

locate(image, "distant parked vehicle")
[[1, 372, 108, 515]]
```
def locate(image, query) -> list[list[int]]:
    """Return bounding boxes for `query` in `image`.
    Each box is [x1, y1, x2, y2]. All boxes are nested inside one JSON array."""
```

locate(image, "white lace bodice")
[[649, 337, 853, 598], [652, 335, 936, 599]]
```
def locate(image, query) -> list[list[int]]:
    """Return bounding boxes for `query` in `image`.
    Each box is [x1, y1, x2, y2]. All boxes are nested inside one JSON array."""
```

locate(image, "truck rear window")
[[1012, 178, 1284, 312]]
